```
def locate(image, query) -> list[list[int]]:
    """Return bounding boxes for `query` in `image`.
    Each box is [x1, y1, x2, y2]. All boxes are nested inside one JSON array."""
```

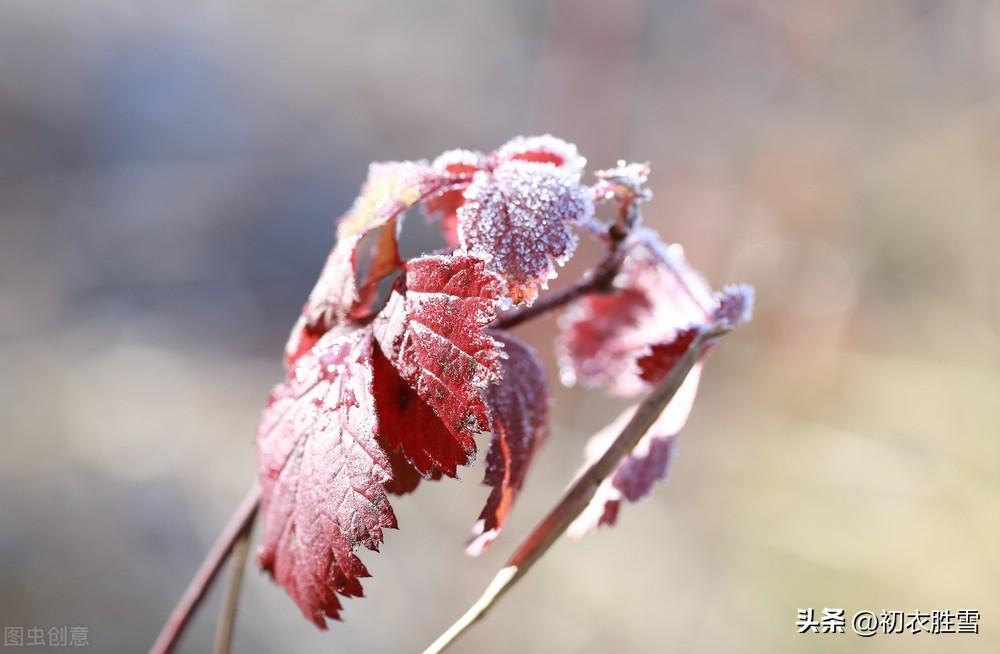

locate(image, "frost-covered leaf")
[[458, 162, 592, 304], [336, 161, 439, 240], [373, 253, 504, 475], [494, 134, 586, 171], [567, 365, 702, 537], [712, 283, 755, 328], [467, 332, 550, 555], [285, 162, 444, 366], [637, 284, 754, 385], [256, 328, 396, 627], [424, 149, 485, 247], [557, 241, 712, 396], [564, 242, 754, 536], [423, 136, 590, 298], [371, 339, 462, 480], [284, 244, 360, 366]]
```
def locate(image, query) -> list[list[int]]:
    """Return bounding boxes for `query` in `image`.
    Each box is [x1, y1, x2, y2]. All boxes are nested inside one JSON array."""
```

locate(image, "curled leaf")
[[285, 161, 444, 366], [467, 332, 550, 555]]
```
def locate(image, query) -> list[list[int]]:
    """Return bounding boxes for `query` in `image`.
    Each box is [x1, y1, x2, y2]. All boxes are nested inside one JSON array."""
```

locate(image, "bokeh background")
[[2, 1, 998, 652]]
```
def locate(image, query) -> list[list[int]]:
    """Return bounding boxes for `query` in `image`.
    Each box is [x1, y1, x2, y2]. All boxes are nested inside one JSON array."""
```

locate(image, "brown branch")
[[212, 517, 254, 654], [151, 484, 261, 654], [422, 323, 731, 654]]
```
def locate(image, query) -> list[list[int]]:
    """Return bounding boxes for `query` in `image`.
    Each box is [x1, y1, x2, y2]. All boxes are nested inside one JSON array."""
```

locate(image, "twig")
[[151, 484, 261, 654], [212, 517, 254, 654], [422, 324, 730, 654]]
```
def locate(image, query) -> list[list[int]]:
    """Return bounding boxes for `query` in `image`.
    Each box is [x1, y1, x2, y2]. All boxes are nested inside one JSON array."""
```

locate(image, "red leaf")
[[557, 241, 713, 396], [256, 328, 396, 627], [568, 365, 702, 537], [467, 332, 550, 555], [637, 284, 754, 385], [371, 341, 460, 480], [458, 161, 592, 304], [284, 245, 358, 366], [424, 149, 485, 247], [285, 162, 445, 367], [374, 253, 504, 475], [637, 327, 700, 384], [494, 134, 586, 170]]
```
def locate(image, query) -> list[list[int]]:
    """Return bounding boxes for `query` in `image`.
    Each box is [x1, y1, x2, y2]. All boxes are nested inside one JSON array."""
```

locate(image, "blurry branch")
[[213, 518, 255, 654], [422, 323, 732, 654], [151, 484, 261, 654]]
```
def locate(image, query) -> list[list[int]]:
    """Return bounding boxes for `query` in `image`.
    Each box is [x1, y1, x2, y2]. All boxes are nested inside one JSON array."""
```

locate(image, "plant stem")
[[212, 517, 254, 654], [422, 324, 730, 654], [151, 484, 261, 654]]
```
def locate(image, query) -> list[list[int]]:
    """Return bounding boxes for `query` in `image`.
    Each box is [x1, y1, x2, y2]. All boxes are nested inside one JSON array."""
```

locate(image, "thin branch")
[[422, 324, 731, 654], [151, 484, 261, 654], [212, 517, 254, 654]]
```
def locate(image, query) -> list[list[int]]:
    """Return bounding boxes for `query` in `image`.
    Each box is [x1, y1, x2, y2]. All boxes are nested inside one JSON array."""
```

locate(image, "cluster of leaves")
[[255, 136, 752, 627]]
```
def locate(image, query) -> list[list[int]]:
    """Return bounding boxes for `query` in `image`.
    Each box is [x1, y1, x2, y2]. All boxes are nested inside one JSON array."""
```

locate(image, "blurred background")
[[2, 1, 998, 652]]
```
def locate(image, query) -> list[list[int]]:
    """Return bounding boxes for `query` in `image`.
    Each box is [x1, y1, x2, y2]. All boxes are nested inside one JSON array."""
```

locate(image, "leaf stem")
[[151, 483, 261, 654], [422, 324, 731, 654], [212, 516, 254, 654]]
